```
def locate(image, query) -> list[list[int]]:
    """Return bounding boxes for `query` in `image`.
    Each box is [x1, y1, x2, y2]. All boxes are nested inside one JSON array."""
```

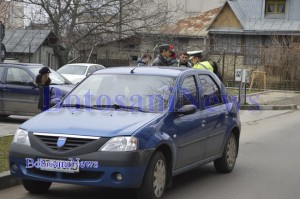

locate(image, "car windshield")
[[62, 74, 176, 112], [57, 64, 88, 75], [29, 68, 70, 85]]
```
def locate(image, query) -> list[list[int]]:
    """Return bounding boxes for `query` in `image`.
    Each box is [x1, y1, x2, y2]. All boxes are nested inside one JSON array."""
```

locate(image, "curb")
[[0, 171, 22, 190], [240, 104, 298, 110]]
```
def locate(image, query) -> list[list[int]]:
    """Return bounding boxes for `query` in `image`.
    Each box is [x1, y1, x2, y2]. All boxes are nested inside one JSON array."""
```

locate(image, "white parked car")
[[57, 63, 105, 84]]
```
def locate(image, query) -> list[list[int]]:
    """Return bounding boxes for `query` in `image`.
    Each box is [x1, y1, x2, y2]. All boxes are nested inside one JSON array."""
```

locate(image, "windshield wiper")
[[61, 104, 95, 109], [92, 104, 146, 112]]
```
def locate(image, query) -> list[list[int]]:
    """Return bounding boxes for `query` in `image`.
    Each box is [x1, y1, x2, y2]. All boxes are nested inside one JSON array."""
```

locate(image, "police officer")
[[152, 44, 175, 66], [35, 67, 51, 112], [189, 51, 214, 72]]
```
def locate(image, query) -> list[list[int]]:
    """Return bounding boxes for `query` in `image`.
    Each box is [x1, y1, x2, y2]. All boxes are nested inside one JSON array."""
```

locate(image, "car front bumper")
[[9, 143, 154, 188]]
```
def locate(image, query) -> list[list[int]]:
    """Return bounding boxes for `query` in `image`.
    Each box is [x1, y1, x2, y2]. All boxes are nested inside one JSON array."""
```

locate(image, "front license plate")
[[38, 158, 80, 173]]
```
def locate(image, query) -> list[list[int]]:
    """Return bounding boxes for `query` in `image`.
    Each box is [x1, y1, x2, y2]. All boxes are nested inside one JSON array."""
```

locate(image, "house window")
[[131, 55, 138, 61], [265, 0, 286, 14]]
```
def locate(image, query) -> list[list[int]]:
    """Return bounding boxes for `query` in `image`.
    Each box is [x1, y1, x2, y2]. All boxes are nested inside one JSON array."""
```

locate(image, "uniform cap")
[[158, 44, 175, 53], [39, 67, 51, 74], [187, 50, 203, 60]]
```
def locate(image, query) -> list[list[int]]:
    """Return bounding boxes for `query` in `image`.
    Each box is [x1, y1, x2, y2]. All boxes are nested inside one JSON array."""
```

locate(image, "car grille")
[[33, 133, 100, 151]]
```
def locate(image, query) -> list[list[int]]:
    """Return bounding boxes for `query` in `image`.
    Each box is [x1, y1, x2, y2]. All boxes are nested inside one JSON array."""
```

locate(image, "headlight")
[[100, 137, 138, 151], [13, 129, 30, 146]]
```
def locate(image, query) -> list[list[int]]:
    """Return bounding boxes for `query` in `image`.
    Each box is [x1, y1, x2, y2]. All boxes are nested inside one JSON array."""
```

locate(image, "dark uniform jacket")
[[152, 54, 170, 66], [35, 74, 51, 111]]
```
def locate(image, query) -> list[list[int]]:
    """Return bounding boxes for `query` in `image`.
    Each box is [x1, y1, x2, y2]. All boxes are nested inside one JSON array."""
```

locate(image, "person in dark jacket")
[[210, 61, 223, 82], [35, 67, 52, 112], [177, 52, 192, 67], [152, 44, 174, 66], [137, 53, 152, 66]]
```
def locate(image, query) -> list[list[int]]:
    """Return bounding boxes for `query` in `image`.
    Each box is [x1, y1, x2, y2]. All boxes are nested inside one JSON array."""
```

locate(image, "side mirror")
[[177, 104, 197, 115]]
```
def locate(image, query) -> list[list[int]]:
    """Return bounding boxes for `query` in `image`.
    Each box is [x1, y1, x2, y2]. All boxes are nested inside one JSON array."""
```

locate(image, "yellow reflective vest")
[[193, 61, 214, 72]]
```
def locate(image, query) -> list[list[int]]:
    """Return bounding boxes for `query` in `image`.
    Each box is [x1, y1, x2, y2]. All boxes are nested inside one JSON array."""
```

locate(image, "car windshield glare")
[[57, 65, 88, 75], [62, 74, 176, 112], [30, 68, 69, 85]]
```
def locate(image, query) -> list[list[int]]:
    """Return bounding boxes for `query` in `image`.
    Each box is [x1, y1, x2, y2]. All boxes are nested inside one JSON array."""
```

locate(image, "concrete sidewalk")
[[240, 90, 300, 110]]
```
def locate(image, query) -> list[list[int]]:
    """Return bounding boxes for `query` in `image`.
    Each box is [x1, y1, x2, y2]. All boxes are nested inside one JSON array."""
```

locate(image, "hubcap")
[[226, 138, 237, 167], [153, 159, 166, 198]]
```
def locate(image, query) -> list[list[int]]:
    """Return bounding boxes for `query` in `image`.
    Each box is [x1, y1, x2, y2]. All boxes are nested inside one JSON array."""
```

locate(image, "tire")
[[214, 133, 238, 173], [22, 179, 52, 194], [136, 152, 167, 199]]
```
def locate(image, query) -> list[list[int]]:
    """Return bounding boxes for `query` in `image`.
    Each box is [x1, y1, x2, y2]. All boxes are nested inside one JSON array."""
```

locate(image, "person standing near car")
[[190, 51, 214, 72], [137, 53, 152, 66], [35, 67, 52, 112], [177, 52, 192, 67], [152, 44, 174, 66]]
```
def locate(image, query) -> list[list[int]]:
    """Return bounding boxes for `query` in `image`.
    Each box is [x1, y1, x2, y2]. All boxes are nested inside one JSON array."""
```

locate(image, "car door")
[[198, 74, 229, 158], [169, 75, 208, 169], [2, 66, 40, 115], [0, 65, 6, 114]]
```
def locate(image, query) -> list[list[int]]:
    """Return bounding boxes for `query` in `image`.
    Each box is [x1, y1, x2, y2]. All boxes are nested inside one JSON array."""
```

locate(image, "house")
[[207, 0, 300, 89], [153, 0, 225, 20], [95, 7, 221, 67], [2, 29, 61, 69]]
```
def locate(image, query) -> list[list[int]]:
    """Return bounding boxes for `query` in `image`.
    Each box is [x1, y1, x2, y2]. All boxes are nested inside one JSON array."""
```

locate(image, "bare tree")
[[0, 1, 11, 25], [15, 0, 179, 66]]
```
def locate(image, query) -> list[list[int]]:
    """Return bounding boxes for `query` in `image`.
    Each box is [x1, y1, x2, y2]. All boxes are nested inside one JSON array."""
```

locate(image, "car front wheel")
[[136, 151, 167, 199], [22, 179, 52, 194], [214, 133, 238, 173]]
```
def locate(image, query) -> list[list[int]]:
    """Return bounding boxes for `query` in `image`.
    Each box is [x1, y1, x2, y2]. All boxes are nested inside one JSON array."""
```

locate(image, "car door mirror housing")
[[177, 104, 197, 115]]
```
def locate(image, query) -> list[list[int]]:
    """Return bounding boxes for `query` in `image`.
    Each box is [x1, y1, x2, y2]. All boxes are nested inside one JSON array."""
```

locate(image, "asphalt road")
[[0, 109, 300, 199], [0, 115, 31, 136]]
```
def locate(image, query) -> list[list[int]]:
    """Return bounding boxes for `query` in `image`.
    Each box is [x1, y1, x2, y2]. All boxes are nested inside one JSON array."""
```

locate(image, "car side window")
[[177, 75, 199, 108], [87, 66, 97, 75], [0, 66, 4, 82], [96, 65, 105, 70], [6, 67, 33, 85], [199, 75, 222, 108]]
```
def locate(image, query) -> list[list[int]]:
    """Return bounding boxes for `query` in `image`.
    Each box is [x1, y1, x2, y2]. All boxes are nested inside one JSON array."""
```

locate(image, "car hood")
[[21, 108, 162, 137], [61, 74, 85, 84]]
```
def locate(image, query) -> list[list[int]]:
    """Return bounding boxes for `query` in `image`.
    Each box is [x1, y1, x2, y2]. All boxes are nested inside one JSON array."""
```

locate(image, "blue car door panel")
[[198, 74, 228, 158], [3, 67, 40, 114]]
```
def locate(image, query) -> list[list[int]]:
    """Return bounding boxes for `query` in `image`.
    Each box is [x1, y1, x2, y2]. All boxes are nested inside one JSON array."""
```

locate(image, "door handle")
[[201, 120, 206, 127]]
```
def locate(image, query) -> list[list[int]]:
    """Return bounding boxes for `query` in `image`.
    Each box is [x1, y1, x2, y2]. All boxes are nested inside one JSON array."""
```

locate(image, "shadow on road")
[[20, 164, 218, 199], [0, 115, 31, 124]]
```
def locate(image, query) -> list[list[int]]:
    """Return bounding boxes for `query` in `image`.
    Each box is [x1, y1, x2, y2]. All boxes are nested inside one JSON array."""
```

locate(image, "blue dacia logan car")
[[9, 67, 241, 199]]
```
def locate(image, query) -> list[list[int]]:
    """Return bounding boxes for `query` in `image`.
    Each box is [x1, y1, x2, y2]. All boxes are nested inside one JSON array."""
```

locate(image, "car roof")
[[61, 63, 101, 67], [0, 63, 44, 68], [94, 66, 213, 77]]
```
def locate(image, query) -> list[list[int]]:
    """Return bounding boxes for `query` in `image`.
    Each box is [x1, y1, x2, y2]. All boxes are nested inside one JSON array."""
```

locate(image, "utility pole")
[[118, 0, 122, 49]]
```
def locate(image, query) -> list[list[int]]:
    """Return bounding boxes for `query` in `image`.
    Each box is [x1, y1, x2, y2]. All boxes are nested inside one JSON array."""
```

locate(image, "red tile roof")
[[159, 7, 222, 37]]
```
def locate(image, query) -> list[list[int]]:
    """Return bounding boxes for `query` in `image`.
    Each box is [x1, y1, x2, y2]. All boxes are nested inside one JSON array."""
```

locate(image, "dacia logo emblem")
[[57, 137, 67, 148]]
